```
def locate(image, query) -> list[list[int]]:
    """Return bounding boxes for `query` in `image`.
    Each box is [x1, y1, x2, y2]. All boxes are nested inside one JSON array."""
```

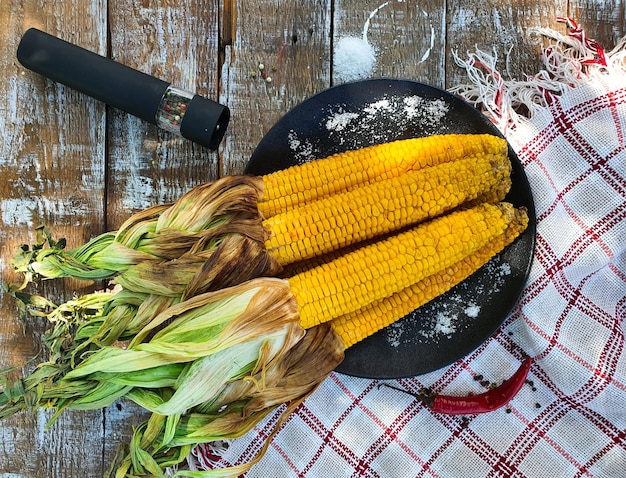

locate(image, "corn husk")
[[10, 176, 280, 291], [0, 287, 151, 425], [3, 271, 345, 477], [109, 324, 344, 478], [0, 278, 306, 424]]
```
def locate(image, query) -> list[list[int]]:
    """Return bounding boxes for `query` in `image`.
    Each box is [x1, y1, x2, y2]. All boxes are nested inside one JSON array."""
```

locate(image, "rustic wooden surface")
[[0, 0, 623, 476]]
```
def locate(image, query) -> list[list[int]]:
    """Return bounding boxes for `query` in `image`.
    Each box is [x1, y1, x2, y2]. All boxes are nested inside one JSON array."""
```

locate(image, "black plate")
[[246, 79, 535, 379]]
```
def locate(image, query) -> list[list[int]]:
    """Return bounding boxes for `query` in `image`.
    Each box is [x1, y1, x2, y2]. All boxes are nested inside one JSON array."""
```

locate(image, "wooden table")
[[0, 1, 622, 476]]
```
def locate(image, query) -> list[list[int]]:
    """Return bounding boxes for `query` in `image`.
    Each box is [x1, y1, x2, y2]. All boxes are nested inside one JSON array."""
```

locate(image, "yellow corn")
[[264, 152, 511, 266], [279, 240, 370, 278], [278, 166, 512, 279], [258, 134, 508, 218], [331, 207, 529, 348], [288, 202, 523, 330]]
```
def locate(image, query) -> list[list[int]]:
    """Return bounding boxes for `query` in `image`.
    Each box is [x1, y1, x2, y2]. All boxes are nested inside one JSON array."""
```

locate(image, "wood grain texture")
[[0, 1, 108, 476], [333, 0, 446, 87], [445, 0, 568, 87], [220, 0, 332, 174], [571, 0, 626, 48]]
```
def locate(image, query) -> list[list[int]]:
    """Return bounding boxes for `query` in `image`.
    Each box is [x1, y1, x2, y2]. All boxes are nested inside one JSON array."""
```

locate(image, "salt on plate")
[[464, 304, 481, 318], [434, 312, 457, 335], [325, 112, 359, 132]]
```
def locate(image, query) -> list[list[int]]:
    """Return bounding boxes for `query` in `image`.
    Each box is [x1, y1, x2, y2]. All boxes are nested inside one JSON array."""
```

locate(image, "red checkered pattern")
[[195, 40, 626, 478]]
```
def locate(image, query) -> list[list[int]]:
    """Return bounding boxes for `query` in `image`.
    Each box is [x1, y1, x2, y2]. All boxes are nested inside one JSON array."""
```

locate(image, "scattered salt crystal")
[[386, 321, 406, 348], [333, 36, 376, 83], [287, 130, 301, 150], [403, 96, 422, 118], [499, 263, 511, 276], [434, 312, 457, 335], [363, 99, 392, 115], [288, 130, 315, 164], [418, 98, 450, 127], [464, 304, 481, 318], [325, 112, 359, 132]]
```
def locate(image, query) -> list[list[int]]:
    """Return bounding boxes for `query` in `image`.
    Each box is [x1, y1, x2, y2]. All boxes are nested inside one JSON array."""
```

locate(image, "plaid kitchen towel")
[[191, 19, 626, 477]]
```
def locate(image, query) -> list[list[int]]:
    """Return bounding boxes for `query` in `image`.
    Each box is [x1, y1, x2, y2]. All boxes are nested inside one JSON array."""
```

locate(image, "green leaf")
[[151, 338, 273, 416], [69, 382, 132, 410], [64, 347, 182, 379]]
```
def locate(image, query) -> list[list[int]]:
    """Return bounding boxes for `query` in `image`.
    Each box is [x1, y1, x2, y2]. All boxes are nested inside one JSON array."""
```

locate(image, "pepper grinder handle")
[[17, 28, 229, 150]]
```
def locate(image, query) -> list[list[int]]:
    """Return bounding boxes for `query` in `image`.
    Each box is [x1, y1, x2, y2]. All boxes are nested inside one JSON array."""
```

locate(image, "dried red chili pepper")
[[380, 357, 533, 415]]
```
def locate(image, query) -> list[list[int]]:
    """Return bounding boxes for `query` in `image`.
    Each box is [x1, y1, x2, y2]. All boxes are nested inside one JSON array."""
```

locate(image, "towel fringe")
[[450, 17, 626, 133], [186, 440, 232, 471]]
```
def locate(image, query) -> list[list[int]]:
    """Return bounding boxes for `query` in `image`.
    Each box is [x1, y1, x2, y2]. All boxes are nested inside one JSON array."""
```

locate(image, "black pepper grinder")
[[17, 28, 230, 150]]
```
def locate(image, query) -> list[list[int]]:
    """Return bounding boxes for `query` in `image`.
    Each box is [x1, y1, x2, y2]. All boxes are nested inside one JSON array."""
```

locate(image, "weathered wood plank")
[[333, 0, 446, 87], [571, 0, 626, 48], [106, 0, 222, 231], [0, 0, 108, 476], [445, 0, 568, 87], [220, 0, 332, 174]]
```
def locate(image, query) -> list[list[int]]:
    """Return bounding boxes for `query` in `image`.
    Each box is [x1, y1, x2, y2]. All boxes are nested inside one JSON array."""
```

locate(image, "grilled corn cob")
[[289, 202, 522, 329], [264, 152, 511, 265], [330, 206, 529, 348], [258, 133, 508, 217]]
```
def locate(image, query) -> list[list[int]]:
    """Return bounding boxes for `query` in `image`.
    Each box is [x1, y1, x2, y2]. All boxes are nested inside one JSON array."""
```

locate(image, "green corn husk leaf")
[[151, 335, 291, 416], [26, 233, 118, 281], [63, 347, 160, 378], [163, 413, 182, 447], [129, 422, 168, 477], [11, 176, 269, 288], [71, 301, 138, 356], [46, 291, 113, 323], [43, 381, 131, 428], [65, 290, 179, 363], [112, 203, 171, 250], [68, 382, 132, 410], [89, 363, 185, 388], [123, 388, 169, 412], [125, 294, 181, 337], [0, 287, 145, 423], [65, 279, 304, 413], [62, 278, 298, 381], [134, 277, 300, 354], [109, 324, 345, 478], [0, 290, 110, 413], [133, 286, 262, 346], [110, 423, 192, 478], [114, 256, 208, 297], [75, 240, 156, 272], [9, 225, 65, 278], [43, 291, 132, 367]]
